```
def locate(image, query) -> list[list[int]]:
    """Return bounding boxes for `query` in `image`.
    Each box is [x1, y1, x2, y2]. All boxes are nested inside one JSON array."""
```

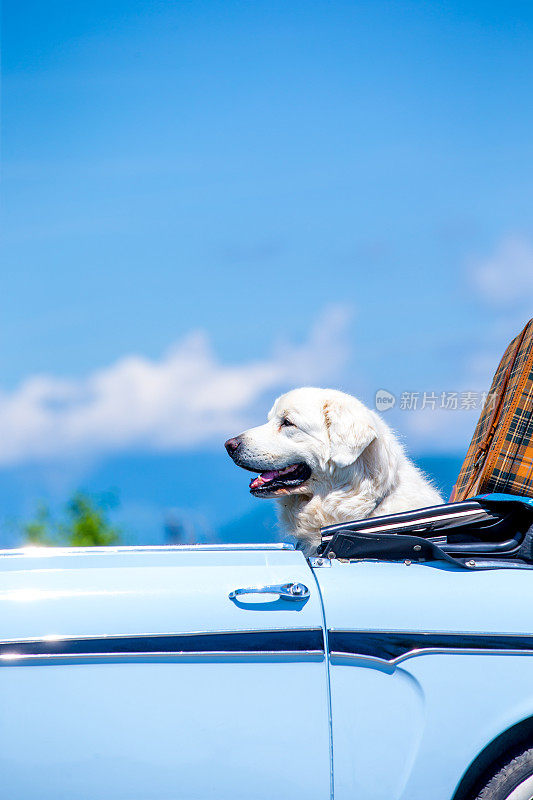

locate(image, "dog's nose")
[[225, 437, 241, 456]]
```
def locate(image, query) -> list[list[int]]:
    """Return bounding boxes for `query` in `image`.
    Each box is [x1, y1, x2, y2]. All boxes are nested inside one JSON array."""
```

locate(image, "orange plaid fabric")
[[453, 318, 533, 501]]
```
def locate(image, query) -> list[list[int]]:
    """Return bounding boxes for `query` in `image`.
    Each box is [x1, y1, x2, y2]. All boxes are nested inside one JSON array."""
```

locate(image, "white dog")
[[225, 387, 442, 552]]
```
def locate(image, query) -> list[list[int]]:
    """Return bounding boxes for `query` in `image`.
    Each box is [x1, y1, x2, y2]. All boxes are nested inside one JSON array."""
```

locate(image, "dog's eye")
[[280, 418, 296, 428]]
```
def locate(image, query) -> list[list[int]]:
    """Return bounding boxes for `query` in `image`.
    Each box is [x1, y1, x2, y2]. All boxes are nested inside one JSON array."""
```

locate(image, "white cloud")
[[470, 234, 533, 308], [401, 404, 480, 454], [0, 306, 352, 465], [401, 234, 533, 453]]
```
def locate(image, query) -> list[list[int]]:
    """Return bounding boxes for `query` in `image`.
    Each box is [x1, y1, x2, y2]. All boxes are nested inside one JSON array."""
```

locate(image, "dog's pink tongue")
[[260, 470, 279, 481], [250, 470, 279, 489]]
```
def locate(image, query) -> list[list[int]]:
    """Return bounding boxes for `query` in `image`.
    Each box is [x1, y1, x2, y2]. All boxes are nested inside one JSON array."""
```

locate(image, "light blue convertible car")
[[2, 494, 533, 800]]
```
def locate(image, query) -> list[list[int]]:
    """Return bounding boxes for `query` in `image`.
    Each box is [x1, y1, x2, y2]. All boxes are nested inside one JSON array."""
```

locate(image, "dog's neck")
[[278, 442, 396, 553], [278, 485, 390, 554], [277, 435, 401, 554]]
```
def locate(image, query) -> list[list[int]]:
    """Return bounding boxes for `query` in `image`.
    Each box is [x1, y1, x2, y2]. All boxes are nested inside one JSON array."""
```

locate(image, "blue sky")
[[1, 1, 533, 538]]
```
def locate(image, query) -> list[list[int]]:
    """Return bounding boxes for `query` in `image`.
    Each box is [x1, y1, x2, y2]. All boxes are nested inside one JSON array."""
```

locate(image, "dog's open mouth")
[[249, 463, 312, 495]]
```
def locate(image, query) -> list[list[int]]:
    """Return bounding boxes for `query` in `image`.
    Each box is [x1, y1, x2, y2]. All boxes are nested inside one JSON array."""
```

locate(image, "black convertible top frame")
[[317, 496, 533, 570]]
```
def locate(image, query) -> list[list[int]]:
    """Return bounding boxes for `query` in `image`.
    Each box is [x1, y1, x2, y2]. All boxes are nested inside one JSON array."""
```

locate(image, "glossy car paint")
[[0, 545, 331, 800], [315, 559, 533, 800], [3, 542, 533, 800]]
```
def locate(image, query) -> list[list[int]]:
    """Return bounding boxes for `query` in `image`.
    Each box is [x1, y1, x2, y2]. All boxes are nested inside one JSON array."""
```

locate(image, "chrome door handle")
[[229, 582, 310, 601]]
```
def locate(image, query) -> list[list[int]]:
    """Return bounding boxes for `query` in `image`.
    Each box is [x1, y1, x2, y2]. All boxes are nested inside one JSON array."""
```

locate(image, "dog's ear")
[[323, 396, 377, 468]]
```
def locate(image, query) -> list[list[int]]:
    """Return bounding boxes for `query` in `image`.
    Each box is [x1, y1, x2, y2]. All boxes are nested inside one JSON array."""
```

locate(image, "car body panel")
[[4, 543, 533, 799], [315, 559, 533, 800], [0, 544, 317, 639], [0, 545, 331, 800]]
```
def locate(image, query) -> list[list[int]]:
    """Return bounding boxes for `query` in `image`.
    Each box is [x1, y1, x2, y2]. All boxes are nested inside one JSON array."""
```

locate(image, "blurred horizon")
[[0, 450, 463, 548], [2, 0, 532, 545]]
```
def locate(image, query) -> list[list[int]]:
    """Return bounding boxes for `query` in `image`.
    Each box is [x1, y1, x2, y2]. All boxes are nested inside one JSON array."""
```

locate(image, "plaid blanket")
[[452, 318, 533, 501]]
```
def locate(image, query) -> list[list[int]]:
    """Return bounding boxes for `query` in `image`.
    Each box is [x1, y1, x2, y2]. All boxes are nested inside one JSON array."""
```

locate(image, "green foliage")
[[23, 492, 121, 547], [24, 504, 56, 546]]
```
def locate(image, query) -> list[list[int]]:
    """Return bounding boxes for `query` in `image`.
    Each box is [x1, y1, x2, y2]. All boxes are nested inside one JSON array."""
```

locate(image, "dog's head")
[[225, 387, 380, 498]]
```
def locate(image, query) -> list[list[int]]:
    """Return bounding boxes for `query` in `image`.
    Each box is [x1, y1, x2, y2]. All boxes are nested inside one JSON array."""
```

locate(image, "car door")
[[314, 557, 533, 800], [0, 544, 331, 800]]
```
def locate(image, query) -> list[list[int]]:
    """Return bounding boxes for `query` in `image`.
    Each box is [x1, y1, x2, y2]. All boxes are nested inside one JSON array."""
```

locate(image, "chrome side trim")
[[0, 650, 324, 663], [0, 629, 325, 659], [0, 543, 294, 558], [0, 626, 319, 645], [330, 648, 533, 667], [328, 629, 533, 663], [329, 626, 533, 636]]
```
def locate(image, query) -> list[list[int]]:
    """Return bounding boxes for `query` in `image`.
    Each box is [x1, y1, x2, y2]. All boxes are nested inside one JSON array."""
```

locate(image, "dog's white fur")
[[235, 387, 442, 552]]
